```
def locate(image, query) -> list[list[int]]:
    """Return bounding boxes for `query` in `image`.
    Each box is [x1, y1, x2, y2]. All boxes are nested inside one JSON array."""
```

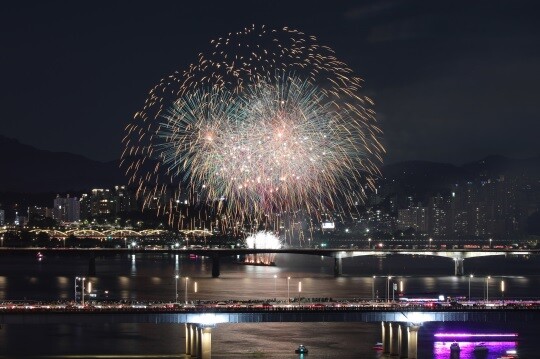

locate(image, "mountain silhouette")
[[0, 135, 125, 192], [384, 154, 539, 192], [1, 134, 539, 194]]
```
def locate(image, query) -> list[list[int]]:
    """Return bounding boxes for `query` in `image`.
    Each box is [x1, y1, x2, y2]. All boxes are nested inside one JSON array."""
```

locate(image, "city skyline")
[[1, 1, 539, 165], [3, 160, 538, 241]]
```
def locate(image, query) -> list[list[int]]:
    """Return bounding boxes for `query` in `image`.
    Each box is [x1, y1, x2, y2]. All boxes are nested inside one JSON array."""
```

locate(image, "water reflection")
[[131, 254, 136, 274], [0, 276, 5, 300], [434, 340, 517, 359]]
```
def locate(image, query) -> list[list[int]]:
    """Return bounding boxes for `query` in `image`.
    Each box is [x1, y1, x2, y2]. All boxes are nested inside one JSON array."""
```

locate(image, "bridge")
[[1, 304, 538, 359], [0, 247, 534, 277], [0, 228, 214, 238]]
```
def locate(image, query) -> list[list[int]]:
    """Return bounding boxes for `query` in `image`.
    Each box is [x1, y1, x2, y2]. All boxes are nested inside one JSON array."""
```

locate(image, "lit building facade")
[[53, 195, 80, 222], [398, 206, 428, 233]]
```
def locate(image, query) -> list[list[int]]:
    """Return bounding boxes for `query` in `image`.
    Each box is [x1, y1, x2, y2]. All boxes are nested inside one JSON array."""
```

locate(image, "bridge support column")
[[185, 324, 191, 356], [196, 327, 201, 358], [399, 324, 408, 358], [389, 322, 399, 356], [407, 325, 420, 359], [454, 258, 464, 276], [382, 322, 391, 354], [390, 323, 403, 358], [211, 255, 220, 278], [200, 326, 212, 359], [381, 322, 387, 354], [333, 257, 343, 277], [190, 324, 198, 357]]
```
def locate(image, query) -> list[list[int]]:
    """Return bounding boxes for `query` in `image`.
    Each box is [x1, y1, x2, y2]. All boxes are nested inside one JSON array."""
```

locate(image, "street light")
[[368, 238, 372, 249], [429, 238, 433, 249], [185, 277, 189, 304], [372, 276, 375, 301], [298, 281, 302, 304], [501, 279, 505, 305], [74, 277, 78, 302], [486, 276, 491, 302], [175, 275, 179, 303], [81, 277, 86, 306], [287, 276, 291, 305], [468, 274, 474, 302], [273, 275, 277, 298], [489, 238, 492, 248], [386, 276, 392, 303]]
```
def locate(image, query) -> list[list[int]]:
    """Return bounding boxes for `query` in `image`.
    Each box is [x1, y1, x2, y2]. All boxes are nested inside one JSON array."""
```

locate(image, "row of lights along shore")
[[72, 274, 506, 305]]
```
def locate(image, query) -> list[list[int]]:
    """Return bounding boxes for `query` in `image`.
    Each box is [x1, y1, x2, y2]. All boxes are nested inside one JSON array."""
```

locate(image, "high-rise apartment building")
[[398, 206, 428, 233], [53, 195, 80, 222]]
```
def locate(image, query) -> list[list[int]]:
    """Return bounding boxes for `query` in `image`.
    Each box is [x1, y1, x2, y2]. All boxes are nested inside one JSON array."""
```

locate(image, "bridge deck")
[[1, 307, 539, 325], [0, 247, 535, 257]]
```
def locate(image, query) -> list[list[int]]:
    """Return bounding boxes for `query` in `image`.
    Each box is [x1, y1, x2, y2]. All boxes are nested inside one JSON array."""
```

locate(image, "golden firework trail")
[[121, 25, 384, 239]]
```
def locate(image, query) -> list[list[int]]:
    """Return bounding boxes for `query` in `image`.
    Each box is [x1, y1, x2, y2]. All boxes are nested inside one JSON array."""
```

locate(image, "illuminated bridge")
[[0, 306, 537, 359], [0, 227, 213, 239], [30, 228, 176, 238], [0, 247, 535, 277]]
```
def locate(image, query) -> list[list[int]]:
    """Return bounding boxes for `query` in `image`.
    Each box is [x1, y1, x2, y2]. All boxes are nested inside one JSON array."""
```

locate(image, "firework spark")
[[122, 25, 384, 234], [245, 231, 283, 250], [244, 231, 282, 265]]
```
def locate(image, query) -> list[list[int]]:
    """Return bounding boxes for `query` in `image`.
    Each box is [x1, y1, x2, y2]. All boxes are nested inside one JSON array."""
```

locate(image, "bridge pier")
[[381, 322, 387, 354], [381, 322, 419, 358], [191, 324, 199, 357], [333, 257, 343, 277], [454, 258, 464, 276], [211, 255, 220, 278], [185, 324, 212, 359], [399, 323, 408, 358], [390, 323, 400, 356], [407, 325, 420, 359], [200, 326, 212, 359], [185, 324, 192, 356], [388, 322, 395, 355]]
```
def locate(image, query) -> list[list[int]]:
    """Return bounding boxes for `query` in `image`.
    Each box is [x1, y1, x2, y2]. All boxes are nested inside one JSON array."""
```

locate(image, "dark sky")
[[1, 0, 539, 165]]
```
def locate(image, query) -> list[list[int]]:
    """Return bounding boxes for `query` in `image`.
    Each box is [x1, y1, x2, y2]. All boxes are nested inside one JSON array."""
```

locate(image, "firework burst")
[[244, 231, 282, 265], [122, 25, 384, 234]]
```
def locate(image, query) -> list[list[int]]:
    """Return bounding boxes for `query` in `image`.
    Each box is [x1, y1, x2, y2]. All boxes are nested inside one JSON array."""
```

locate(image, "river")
[[0, 252, 538, 358]]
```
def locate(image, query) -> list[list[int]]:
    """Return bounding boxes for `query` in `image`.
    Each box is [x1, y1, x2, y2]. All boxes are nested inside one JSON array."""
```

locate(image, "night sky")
[[1, 0, 539, 165]]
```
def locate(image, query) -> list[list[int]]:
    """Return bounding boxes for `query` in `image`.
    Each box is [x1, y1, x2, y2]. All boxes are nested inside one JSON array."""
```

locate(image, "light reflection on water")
[[434, 341, 517, 359]]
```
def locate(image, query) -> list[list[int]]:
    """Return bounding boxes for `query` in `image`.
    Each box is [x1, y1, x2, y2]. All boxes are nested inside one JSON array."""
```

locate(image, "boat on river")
[[295, 345, 308, 354]]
